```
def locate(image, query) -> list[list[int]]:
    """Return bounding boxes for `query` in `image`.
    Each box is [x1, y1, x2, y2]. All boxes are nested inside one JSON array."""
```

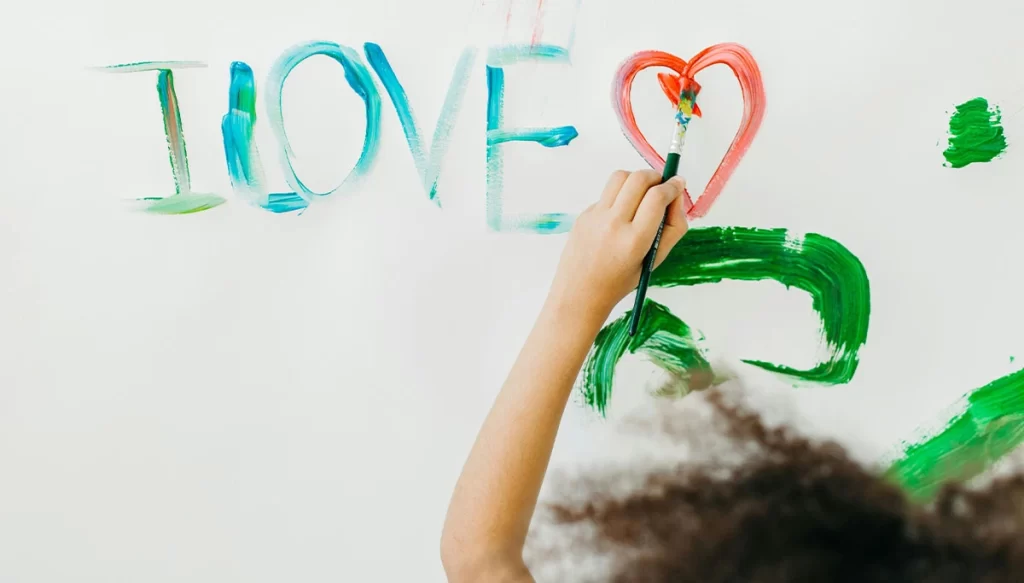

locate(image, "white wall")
[[3, 0, 1024, 580]]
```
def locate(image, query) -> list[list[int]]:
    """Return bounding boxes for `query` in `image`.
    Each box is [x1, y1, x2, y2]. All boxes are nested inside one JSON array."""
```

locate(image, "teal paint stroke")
[[222, 61, 307, 213], [364, 43, 476, 206], [581, 300, 712, 416], [486, 44, 570, 66], [485, 54, 578, 234], [100, 61, 206, 73], [488, 126, 579, 147], [265, 41, 381, 201], [101, 61, 225, 214], [580, 226, 871, 414]]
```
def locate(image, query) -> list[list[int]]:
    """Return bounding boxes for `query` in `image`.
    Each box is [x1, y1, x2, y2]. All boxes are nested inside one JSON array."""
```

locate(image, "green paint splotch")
[[885, 367, 1024, 501], [581, 300, 712, 416], [580, 227, 871, 414], [943, 97, 1007, 168]]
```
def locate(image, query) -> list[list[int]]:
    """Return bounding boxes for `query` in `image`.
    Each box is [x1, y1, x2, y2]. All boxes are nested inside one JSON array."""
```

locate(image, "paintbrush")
[[628, 78, 699, 337]]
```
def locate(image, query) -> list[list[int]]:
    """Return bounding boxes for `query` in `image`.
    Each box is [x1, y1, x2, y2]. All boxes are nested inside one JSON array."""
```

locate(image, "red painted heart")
[[611, 44, 766, 219]]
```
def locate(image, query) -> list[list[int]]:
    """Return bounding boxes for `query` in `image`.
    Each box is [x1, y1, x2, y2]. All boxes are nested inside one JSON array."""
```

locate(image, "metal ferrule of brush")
[[668, 122, 687, 155]]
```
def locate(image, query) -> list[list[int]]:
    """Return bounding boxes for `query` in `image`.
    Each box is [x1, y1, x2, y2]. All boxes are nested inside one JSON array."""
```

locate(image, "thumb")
[[653, 193, 689, 268]]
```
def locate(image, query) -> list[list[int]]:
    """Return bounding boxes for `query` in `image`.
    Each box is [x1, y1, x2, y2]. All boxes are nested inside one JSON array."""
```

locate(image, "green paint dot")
[[1012, 356, 1016, 363], [943, 97, 1007, 168]]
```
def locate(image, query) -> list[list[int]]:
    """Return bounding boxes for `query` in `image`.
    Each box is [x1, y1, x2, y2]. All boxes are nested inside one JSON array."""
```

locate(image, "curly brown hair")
[[541, 390, 1024, 582]]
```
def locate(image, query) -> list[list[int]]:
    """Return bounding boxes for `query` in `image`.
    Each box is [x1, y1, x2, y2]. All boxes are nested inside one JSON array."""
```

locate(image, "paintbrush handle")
[[628, 152, 681, 337], [628, 86, 696, 337]]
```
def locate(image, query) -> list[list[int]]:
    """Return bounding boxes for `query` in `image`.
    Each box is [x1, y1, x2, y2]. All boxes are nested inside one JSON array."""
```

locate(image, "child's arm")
[[441, 170, 689, 582]]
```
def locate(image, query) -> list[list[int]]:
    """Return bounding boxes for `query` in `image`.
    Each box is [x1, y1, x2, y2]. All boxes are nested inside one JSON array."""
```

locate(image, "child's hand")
[[548, 170, 689, 320]]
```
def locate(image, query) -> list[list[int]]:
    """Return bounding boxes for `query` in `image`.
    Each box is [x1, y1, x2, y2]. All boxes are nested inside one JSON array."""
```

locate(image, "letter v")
[[364, 43, 476, 207]]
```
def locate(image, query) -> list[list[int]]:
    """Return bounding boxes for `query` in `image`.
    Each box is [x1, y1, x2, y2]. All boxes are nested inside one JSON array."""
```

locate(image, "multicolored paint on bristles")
[[671, 77, 701, 151]]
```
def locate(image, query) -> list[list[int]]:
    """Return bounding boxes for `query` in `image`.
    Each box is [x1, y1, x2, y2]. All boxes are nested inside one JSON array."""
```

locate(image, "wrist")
[[540, 290, 613, 336]]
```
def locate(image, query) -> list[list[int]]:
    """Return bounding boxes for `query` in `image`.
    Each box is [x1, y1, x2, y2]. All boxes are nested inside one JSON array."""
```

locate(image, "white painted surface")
[[2, 0, 1023, 580]]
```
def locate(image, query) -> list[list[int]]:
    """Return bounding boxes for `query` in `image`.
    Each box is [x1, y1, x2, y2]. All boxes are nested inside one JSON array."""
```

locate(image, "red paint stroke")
[[530, 0, 545, 45], [612, 44, 766, 219]]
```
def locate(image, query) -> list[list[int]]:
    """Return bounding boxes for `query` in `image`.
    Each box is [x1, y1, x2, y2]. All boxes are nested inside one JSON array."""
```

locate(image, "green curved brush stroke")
[[581, 300, 711, 416], [885, 367, 1024, 501], [651, 227, 871, 381], [943, 97, 1007, 168], [580, 226, 870, 414]]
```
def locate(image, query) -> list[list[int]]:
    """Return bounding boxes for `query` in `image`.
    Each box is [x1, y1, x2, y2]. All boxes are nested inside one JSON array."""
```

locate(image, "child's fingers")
[[632, 177, 684, 240], [654, 193, 689, 268], [662, 179, 687, 231], [612, 169, 663, 220], [598, 170, 630, 207]]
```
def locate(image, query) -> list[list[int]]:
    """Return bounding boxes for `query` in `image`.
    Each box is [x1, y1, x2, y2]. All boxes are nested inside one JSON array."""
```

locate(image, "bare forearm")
[[440, 170, 688, 581], [441, 295, 607, 574]]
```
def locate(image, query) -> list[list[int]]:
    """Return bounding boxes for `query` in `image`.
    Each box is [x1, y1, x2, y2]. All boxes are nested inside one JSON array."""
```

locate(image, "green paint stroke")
[[581, 300, 711, 416], [580, 227, 871, 414], [943, 97, 1007, 168], [885, 367, 1024, 501]]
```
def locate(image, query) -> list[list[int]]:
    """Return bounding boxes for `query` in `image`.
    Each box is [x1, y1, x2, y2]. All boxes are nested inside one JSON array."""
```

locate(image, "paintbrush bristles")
[[668, 78, 700, 156], [669, 90, 698, 156]]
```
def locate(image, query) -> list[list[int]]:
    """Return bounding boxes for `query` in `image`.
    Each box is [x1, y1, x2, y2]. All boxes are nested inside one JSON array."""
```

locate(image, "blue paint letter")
[[266, 41, 382, 202], [102, 61, 226, 214], [485, 45, 579, 233], [222, 61, 308, 213], [365, 43, 476, 207]]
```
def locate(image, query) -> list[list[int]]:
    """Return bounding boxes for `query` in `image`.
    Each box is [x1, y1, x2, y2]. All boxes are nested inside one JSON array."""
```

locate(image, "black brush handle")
[[628, 152, 681, 337]]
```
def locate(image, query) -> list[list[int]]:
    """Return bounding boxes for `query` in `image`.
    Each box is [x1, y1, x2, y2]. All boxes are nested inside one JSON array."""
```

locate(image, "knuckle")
[[580, 208, 600, 227], [650, 184, 674, 204], [579, 206, 601, 223], [640, 169, 661, 182]]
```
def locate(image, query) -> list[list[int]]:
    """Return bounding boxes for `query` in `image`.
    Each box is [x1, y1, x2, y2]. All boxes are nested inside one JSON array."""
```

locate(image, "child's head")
[[526, 387, 1024, 582]]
